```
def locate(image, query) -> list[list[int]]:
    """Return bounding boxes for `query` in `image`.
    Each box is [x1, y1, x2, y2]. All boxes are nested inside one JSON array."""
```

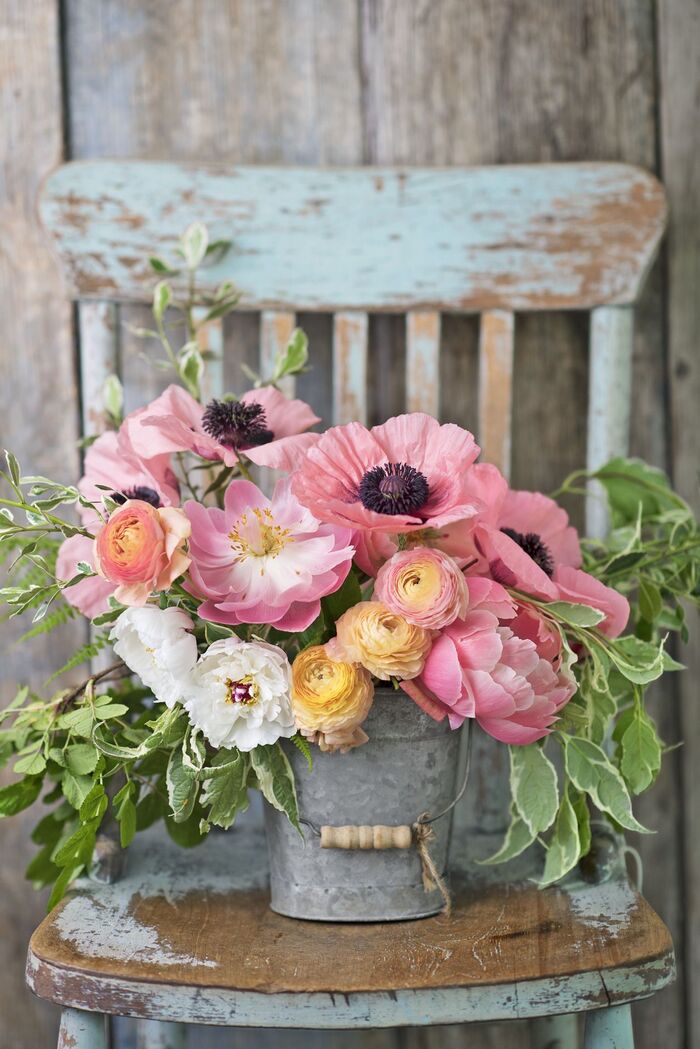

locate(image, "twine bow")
[[412, 812, 452, 917]]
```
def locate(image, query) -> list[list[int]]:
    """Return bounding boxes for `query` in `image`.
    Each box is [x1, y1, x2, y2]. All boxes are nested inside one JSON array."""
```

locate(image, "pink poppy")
[[78, 429, 180, 523], [184, 478, 355, 632], [56, 534, 116, 619], [401, 577, 576, 744], [291, 414, 484, 545], [124, 384, 320, 469], [471, 486, 582, 600]]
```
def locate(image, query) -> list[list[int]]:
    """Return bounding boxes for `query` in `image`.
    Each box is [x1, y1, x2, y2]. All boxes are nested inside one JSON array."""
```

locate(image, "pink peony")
[[94, 500, 191, 606], [78, 429, 180, 523], [56, 534, 116, 618], [374, 547, 468, 630], [401, 577, 576, 744], [124, 384, 320, 469], [291, 414, 484, 561], [184, 478, 354, 632]]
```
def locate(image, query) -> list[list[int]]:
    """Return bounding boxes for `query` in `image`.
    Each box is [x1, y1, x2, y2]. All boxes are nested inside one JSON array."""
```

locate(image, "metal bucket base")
[[264, 689, 461, 923]]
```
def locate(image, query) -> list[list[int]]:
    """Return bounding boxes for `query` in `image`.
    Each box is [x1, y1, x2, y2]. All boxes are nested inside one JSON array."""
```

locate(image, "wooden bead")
[[320, 824, 413, 850]]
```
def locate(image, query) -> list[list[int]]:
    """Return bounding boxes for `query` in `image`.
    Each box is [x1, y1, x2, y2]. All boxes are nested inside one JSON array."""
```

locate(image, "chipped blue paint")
[[40, 162, 666, 311]]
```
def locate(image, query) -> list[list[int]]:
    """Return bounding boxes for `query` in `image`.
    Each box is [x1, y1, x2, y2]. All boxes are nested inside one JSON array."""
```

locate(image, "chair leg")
[[58, 1008, 107, 1049], [136, 1019, 187, 1049], [584, 1004, 634, 1049], [531, 1013, 579, 1048]]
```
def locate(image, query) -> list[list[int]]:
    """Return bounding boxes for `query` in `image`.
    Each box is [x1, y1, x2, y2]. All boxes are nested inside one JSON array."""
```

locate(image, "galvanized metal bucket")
[[264, 687, 462, 921]]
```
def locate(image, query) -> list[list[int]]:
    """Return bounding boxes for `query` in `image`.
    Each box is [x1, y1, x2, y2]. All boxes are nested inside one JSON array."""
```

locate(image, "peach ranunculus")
[[291, 645, 374, 752], [331, 601, 432, 681], [374, 547, 468, 630], [94, 499, 191, 606]]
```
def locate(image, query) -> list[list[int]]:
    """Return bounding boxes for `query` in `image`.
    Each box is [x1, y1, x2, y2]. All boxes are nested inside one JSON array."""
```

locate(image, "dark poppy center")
[[500, 527, 554, 577], [112, 486, 162, 508], [201, 398, 274, 450], [357, 462, 430, 516]]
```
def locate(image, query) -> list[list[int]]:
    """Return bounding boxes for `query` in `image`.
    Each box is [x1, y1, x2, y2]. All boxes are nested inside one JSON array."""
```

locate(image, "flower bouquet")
[[0, 227, 698, 921]]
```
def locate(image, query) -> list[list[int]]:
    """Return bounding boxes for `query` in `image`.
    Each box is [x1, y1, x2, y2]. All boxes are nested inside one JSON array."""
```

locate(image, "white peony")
[[110, 606, 198, 708], [182, 638, 295, 751]]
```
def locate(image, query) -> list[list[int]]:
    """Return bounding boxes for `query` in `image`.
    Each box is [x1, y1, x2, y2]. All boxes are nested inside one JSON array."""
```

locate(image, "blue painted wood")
[[584, 1005, 634, 1049], [58, 1007, 106, 1049], [40, 162, 666, 311]]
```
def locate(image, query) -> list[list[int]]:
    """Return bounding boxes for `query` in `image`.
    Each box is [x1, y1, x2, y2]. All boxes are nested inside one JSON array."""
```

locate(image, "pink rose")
[[94, 500, 191, 606], [374, 547, 468, 630]]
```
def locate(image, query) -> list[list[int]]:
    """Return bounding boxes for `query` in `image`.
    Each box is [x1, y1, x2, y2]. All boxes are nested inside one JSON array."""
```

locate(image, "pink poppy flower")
[[56, 534, 116, 619], [124, 384, 320, 469], [471, 485, 582, 600], [401, 577, 576, 744], [184, 478, 355, 632], [291, 414, 483, 548], [78, 429, 180, 523]]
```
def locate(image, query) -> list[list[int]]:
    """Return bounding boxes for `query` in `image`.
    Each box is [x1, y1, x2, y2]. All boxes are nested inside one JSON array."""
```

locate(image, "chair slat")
[[477, 310, 515, 479], [333, 312, 368, 425], [193, 308, 224, 401], [77, 302, 118, 436], [260, 311, 296, 397], [586, 306, 634, 538], [406, 312, 440, 416]]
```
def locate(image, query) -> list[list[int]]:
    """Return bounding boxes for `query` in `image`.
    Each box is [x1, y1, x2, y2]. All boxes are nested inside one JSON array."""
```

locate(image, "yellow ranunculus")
[[333, 601, 432, 681], [291, 645, 374, 752]]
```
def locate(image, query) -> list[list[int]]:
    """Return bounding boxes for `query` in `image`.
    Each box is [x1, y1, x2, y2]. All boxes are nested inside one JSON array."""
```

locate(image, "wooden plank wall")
[[0, 2, 697, 1047]]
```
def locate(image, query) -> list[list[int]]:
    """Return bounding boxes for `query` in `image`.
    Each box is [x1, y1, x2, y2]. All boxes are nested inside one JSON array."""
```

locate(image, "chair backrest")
[[39, 161, 667, 843]]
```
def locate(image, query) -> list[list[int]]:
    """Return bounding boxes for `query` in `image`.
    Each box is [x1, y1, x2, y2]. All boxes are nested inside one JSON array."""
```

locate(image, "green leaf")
[[607, 636, 666, 685], [117, 794, 137, 848], [47, 863, 84, 910], [177, 342, 204, 398], [181, 725, 207, 775], [296, 611, 327, 651], [546, 602, 606, 628], [594, 457, 683, 526], [102, 374, 123, 424], [25, 845, 60, 888], [509, 744, 559, 836], [54, 822, 98, 867], [539, 788, 582, 887], [321, 569, 362, 626], [79, 782, 108, 822], [4, 449, 21, 487], [66, 743, 100, 776], [571, 790, 591, 856], [201, 749, 249, 829], [149, 256, 179, 276], [272, 328, 308, 381], [166, 747, 199, 823], [181, 222, 209, 270], [165, 809, 207, 848], [62, 772, 94, 811], [615, 705, 662, 795], [479, 804, 536, 864], [250, 743, 300, 831], [638, 579, 663, 624], [153, 280, 171, 322], [0, 777, 42, 817], [93, 703, 129, 720], [13, 751, 47, 776], [563, 737, 651, 833]]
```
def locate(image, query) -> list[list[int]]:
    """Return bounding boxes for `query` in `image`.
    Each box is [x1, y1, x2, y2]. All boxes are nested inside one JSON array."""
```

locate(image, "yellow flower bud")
[[333, 601, 432, 681], [291, 645, 374, 751]]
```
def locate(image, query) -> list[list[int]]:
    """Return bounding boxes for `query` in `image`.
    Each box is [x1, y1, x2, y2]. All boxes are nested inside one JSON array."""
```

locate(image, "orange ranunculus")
[[291, 645, 374, 753], [94, 499, 191, 607], [332, 601, 432, 681]]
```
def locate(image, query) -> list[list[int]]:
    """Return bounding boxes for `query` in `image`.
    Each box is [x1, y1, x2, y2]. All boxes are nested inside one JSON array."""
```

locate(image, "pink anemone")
[[56, 534, 116, 619], [185, 477, 355, 632], [124, 384, 320, 469], [291, 414, 484, 547], [78, 429, 180, 523]]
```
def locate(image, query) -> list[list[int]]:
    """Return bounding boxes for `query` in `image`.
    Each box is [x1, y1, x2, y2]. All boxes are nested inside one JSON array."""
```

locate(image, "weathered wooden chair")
[[27, 161, 672, 1049]]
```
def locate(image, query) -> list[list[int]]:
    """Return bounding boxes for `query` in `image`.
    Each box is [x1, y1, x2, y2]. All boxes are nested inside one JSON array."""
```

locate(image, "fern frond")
[[290, 732, 313, 770], [46, 632, 111, 683], [19, 601, 76, 642]]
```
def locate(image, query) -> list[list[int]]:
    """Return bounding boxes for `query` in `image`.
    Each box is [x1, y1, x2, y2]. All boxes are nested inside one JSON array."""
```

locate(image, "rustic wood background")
[[0, 2, 697, 1047]]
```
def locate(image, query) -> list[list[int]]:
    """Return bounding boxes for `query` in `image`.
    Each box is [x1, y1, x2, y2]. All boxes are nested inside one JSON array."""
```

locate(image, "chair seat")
[[26, 826, 674, 1030]]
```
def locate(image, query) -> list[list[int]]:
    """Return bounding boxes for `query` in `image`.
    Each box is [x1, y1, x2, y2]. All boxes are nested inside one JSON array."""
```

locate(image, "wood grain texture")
[[333, 312, 369, 425], [478, 310, 515, 478], [0, 5, 81, 1048], [40, 160, 666, 311], [658, 3, 700, 1047], [27, 829, 674, 1027], [405, 312, 440, 416]]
